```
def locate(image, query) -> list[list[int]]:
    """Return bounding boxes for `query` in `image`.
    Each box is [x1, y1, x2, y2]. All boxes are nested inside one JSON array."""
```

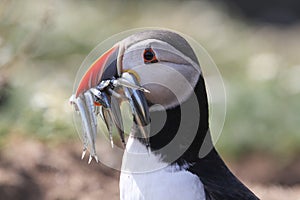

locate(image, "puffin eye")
[[143, 48, 158, 64]]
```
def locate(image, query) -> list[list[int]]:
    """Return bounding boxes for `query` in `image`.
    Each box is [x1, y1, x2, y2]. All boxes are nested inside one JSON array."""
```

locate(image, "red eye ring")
[[143, 48, 158, 64]]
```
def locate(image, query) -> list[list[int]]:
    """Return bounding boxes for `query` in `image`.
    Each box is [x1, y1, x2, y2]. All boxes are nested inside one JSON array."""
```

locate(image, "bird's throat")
[[136, 75, 210, 166]]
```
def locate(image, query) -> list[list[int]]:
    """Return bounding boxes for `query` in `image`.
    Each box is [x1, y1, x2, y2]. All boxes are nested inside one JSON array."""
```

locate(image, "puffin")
[[71, 29, 259, 200]]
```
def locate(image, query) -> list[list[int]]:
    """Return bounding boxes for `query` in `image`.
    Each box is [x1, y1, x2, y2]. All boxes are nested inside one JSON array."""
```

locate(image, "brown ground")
[[0, 137, 299, 200]]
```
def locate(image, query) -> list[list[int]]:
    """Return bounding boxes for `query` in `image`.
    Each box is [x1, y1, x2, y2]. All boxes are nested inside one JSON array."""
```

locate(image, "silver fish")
[[122, 73, 151, 149], [70, 73, 151, 163], [71, 92, 98, 164]]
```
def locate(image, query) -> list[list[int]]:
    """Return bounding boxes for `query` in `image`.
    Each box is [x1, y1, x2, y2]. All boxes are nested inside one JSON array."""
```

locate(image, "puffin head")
[[73, 30, 208, 164], [76, 30, 201, 108], [120, 31, 201, 110]]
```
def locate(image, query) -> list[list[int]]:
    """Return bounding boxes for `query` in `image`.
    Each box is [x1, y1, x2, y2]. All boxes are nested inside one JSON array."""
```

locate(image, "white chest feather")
[[120, 137, 206, 200]]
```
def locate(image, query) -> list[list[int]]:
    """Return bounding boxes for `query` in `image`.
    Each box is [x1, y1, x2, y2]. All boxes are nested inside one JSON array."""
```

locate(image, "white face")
[[121, 39, 201, 109]]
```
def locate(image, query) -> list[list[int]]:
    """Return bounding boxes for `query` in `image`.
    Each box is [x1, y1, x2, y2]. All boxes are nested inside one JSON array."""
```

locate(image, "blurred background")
[[0, 0, 300, 199]]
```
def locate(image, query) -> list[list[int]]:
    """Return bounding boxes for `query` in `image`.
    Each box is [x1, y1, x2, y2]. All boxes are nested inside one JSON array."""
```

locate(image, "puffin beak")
[[70, 43, 151, 163], [71, 45, 120, 163], [75, 45, 119, 98]]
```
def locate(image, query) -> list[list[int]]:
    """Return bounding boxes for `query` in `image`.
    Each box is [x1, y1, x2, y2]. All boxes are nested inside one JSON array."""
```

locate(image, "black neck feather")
[[138, 75, 259, 199], [142, 75, 209, 164]]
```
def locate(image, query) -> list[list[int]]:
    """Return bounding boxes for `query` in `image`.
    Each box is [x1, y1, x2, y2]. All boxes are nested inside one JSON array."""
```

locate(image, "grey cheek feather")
[[122, 48, 145, 70], [122, 39, 201, 109], [132, 62, 200, 109]]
